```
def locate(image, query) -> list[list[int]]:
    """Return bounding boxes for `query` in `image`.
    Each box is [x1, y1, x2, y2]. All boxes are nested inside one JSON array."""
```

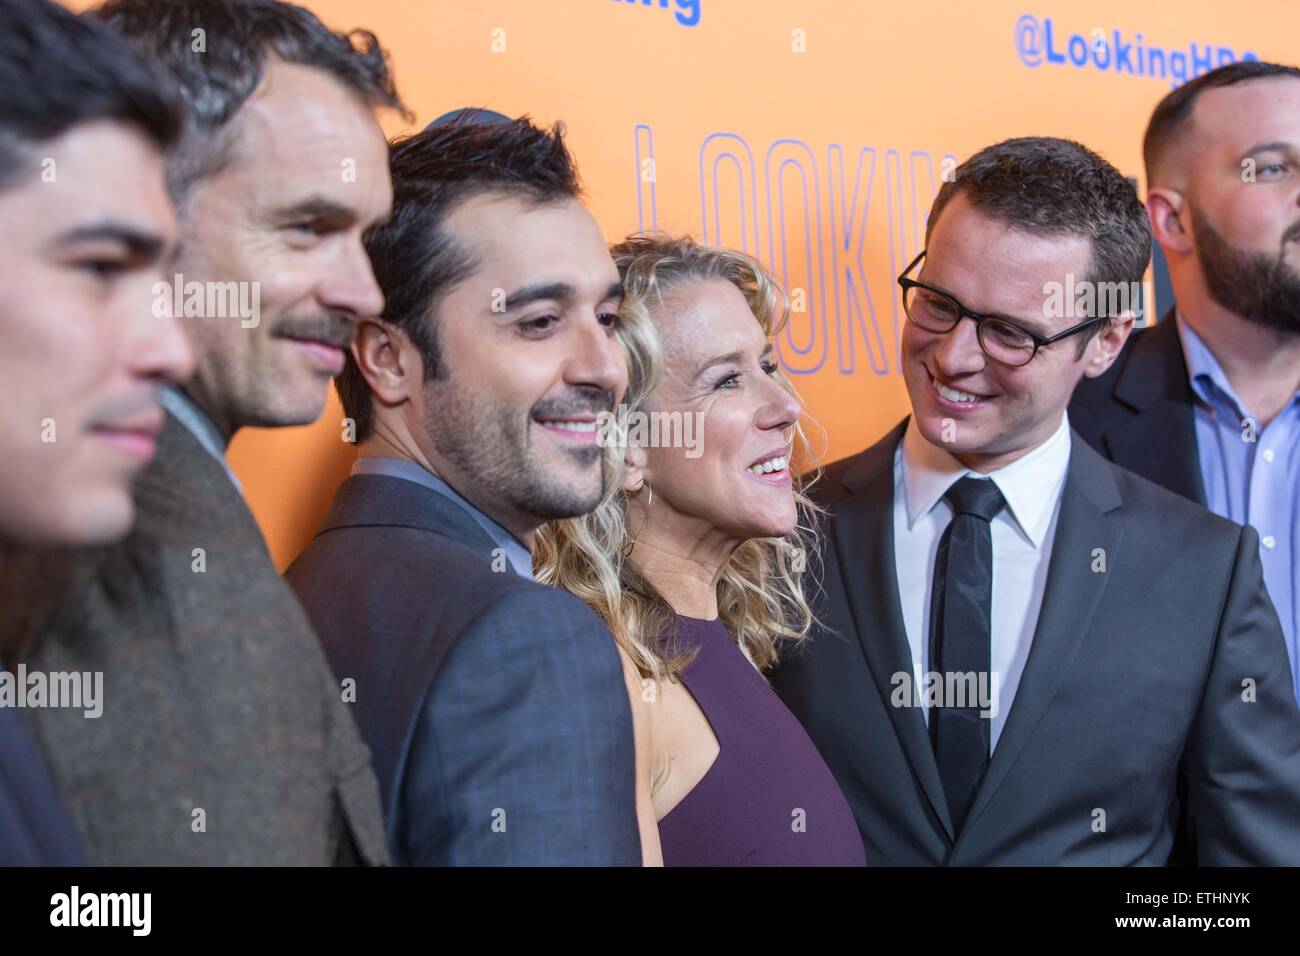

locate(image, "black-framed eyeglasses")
[[897, 250, 1110, 368]]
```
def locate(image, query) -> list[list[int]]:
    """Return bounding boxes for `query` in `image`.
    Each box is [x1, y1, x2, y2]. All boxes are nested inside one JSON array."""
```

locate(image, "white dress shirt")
[[892, 411, 1072, 750]]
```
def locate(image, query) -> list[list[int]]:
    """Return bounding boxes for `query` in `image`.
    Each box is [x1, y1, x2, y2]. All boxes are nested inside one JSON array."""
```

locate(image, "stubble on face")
[[1193, 205, 1300, 335], [422, 374, 611, 523]]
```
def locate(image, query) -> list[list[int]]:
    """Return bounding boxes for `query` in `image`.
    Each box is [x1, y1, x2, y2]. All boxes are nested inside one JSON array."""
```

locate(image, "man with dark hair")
[[23, 0, 406, 865], [775, 136, 1300, 864], [1072, 61, 1300, 704], [0, 0, 193, 868], [287, 115, 644, 866]]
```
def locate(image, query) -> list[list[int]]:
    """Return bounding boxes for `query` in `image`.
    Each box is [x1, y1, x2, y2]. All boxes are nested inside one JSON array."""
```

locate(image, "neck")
[[358, 420, 538, 553], [945, 410, 1064, 474], [627, 513, 740, 620], [1176, 288, 1300, 427], [179, 381, 235, 447]]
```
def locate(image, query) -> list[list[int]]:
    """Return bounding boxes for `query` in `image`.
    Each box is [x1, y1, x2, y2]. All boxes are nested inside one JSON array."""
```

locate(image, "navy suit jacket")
[[1069, 308, 1206, 506], [774, 422, 1300, 865], [0, 707, 83, 865], [286, 473, 640, 866]]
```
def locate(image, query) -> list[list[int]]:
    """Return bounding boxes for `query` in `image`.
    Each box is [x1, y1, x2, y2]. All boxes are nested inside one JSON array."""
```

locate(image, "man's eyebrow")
[[503, 282, 576, 310], [1241, 141, 1295, 161], [917, 273, 1052, 336], [274, 196, 357, 223], [600, 280, 624, 302], [53, 222, 166, 260]]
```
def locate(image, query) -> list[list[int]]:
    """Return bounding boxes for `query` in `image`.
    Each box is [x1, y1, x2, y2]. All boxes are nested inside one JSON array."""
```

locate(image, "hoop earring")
[[622, 482, 652, 557]]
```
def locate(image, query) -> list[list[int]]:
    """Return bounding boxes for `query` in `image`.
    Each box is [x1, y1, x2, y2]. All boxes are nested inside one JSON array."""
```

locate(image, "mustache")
[[530, 388, 616, 420], [273, 314, 356, 349]]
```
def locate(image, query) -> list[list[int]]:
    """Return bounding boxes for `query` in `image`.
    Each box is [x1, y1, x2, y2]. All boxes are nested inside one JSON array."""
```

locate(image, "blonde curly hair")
[[534, 233, 823, 680]]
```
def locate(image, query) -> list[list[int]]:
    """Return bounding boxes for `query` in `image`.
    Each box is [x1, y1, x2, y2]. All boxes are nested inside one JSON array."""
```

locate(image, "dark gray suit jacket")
[[285, 472, 641, 866], [773, 421, 1300, 865], [23, 411, 388, 865]]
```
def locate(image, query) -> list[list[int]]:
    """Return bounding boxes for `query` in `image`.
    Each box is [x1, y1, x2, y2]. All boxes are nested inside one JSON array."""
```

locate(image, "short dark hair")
[[0, 0, 181, 191], [926, 137, 1151, 350], [337, 113, 583, 442], [1144, 61, 1300, 186], [92, 0, 409, 201]]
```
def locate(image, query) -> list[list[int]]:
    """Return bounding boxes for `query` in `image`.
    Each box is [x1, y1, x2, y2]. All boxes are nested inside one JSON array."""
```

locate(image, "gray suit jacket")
[[286, 473, 641, 866], [773, 421, 1300, 865], [23, 411, 387, 865]]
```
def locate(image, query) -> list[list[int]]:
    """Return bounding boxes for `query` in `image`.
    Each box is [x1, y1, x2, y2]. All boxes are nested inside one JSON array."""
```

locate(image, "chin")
[[258, 393, 330, 429], [35, 492, 134, 548]]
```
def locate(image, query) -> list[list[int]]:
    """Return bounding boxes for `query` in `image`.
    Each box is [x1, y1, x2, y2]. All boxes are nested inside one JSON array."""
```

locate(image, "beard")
[[422, 375, 613, 524], [1192, 206, 1300, 335]]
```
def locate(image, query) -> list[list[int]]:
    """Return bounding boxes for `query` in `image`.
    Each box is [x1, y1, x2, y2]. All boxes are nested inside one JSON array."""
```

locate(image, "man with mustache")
[[1072, 61, 1300, 705], [286, 114, 644, 865], [22, 0, 405, 864], [0, 0, 192, 866]]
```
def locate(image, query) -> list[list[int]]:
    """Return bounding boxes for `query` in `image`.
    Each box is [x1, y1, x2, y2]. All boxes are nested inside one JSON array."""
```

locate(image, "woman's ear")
[[621, 442, 648, 495]]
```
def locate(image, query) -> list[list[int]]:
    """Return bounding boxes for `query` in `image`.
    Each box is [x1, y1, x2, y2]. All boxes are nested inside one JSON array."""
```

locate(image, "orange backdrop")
[[68, 0, 1300, 568]]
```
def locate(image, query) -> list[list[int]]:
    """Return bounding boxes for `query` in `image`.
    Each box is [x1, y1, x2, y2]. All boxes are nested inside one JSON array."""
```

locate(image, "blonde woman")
[[536, 235, 864, 866]]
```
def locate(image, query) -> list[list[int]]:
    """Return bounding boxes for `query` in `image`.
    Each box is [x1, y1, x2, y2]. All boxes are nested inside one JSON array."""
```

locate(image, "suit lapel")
[[956, 437, 1124, 844], [316, 473, 499, 558], [1108, 310, 1206, 505], [833, 421, 956, 841]]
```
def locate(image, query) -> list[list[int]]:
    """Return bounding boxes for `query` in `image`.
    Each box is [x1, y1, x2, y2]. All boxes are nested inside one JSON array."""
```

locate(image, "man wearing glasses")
[[774, 136, 1300, 865]]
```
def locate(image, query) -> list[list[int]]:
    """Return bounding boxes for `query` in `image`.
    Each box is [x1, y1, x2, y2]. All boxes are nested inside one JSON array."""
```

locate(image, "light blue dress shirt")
[[159, 386, 243, 493], [350, 456, 535, 581], [1176, 314, 1300, 702]]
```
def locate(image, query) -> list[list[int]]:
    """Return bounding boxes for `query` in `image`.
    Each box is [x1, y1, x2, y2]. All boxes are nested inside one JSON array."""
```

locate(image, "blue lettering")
[[1113, 30, 1134, 73], [1068, 34, 1088, 67], [1044, 18, 1067, 64], [1190, 42, 1214, 77]]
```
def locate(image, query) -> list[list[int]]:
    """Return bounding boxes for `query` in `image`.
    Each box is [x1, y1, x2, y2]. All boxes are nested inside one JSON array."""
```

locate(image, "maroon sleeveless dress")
[[656, 615, 866, 866]]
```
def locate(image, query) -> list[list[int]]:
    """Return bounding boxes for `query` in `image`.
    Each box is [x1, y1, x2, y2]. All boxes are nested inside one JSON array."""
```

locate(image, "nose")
[[130, 304, 194, 386], [756, 372, 802, 436], [564, 313, 628, 400], [931, 315, 986, 377], [319, 238, 386, 320]]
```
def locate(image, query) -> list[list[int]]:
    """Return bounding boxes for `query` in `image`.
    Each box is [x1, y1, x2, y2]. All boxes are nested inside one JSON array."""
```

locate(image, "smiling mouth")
[[746, 453, 788, 476], [533, 416, 600, 440], [927, 367, 993, 405]]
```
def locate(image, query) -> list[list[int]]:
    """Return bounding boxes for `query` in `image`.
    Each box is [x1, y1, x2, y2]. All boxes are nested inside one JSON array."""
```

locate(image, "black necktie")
[[928, 475, 1006, 833]]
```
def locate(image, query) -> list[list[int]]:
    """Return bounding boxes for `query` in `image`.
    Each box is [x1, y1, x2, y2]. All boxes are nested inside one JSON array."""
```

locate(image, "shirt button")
[[1262, 535, 1277, 549], [1263, 448, 1275, 463]]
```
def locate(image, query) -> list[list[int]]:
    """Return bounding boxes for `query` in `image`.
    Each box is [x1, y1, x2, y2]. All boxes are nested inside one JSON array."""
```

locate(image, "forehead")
[[222, 59, 390, 190], [1191, 77, 1300, 154], [445, 192, 616, 288], [0, 120, 173, 239], [924, 193, 1092, 320], [656, 279, 765, 367]]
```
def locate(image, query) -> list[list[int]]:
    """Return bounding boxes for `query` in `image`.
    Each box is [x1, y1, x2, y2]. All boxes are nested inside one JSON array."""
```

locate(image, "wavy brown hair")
[[534, 233, 823, 680]]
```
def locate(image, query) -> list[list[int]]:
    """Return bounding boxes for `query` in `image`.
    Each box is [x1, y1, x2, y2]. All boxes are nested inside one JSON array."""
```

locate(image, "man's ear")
[[1082, 310, 1135, 380], [351, 318, 416, 406], [621, 442, 649, 495], [1147, 187, 1193, 258]]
